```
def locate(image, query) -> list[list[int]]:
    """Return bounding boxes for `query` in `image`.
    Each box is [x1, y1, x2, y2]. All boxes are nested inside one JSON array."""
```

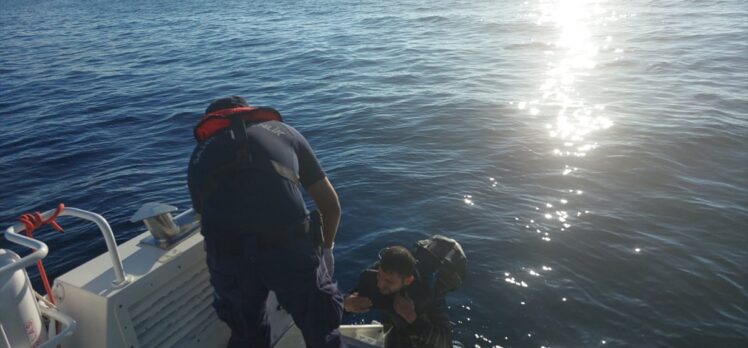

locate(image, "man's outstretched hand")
[[344, 292, 373, 313]]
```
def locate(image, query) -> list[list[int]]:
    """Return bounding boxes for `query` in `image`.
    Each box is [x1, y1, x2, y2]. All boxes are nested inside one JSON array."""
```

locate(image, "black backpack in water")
[[412, 235, 466, 295]]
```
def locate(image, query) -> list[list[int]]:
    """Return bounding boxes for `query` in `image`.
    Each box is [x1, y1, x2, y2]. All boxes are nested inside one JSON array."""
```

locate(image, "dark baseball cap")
[[205, 96, 249, 114]]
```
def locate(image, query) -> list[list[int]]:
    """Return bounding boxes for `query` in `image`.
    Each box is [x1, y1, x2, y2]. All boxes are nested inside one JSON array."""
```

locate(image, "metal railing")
[[2, 207, 130, 288], [1, 206, 127, 347], [39, 307, 78, 348]]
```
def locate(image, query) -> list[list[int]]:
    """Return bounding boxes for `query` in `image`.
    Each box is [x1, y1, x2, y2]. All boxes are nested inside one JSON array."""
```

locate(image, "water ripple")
[[1, 0, 747, 347]]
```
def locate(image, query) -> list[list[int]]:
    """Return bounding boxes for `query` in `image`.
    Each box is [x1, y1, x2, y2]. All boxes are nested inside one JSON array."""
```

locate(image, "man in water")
[[187, 96, 343, 347], [344, 246, 453, 347]]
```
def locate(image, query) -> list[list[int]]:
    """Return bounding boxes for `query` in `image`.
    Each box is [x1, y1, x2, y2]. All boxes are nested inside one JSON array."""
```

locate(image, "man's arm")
[[343, 292, 373, 313], [306, 177, 340, 249], [291, 125, 339, 275], [405, 295, 453, 348], [344, 268, 379, 313]]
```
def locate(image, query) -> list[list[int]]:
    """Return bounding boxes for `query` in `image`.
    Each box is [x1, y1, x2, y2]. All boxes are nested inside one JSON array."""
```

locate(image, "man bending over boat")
[[344, 244, 456, 348], [187, 96, 343, 348]]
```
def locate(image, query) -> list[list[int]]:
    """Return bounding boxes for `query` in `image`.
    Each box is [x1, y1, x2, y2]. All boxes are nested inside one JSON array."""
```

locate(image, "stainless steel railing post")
[[4, 207, 130, 287]]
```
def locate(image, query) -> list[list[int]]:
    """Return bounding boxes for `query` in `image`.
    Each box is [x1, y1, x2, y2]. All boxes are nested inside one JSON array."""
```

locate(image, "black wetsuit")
[[350, 263, 452, 348]]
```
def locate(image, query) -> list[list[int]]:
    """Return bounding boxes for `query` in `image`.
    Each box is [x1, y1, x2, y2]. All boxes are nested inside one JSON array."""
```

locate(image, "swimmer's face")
[[376, 267, 413, 295]]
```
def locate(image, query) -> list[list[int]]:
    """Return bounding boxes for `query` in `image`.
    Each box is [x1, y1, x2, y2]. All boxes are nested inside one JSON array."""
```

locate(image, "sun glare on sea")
[[537, 0, 614, 159], [514, 0, 626, 245], [505, 2, 630, 343]]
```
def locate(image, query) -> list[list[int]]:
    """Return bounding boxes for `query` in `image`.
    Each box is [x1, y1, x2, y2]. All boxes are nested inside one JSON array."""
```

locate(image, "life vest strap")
[[228, 114, 300, 186], [194, 107, 300, 209]]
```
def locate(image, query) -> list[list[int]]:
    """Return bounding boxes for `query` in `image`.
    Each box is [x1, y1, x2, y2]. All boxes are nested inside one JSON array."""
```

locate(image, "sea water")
[[1, 0, 746, 346]]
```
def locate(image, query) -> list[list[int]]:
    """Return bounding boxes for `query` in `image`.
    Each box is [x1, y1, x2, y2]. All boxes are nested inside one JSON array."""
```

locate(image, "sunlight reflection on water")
[[516, 0, 621, 244], [507, 0, 627, 345]]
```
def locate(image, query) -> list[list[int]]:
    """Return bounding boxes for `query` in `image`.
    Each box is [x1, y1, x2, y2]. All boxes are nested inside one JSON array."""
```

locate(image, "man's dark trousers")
[[206, 230, 343, 348]]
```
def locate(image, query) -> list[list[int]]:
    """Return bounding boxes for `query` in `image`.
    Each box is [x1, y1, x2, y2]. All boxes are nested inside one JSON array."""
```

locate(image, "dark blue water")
[[2, 0, 747, 346]]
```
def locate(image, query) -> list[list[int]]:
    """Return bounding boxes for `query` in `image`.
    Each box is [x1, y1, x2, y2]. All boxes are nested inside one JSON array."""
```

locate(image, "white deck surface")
[[45, 219, 380, 347]]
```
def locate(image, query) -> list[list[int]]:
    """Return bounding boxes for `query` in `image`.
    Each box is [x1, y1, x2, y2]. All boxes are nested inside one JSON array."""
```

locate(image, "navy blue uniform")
[[189, 120, 323, 230], [188, 119, 343, 348]]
